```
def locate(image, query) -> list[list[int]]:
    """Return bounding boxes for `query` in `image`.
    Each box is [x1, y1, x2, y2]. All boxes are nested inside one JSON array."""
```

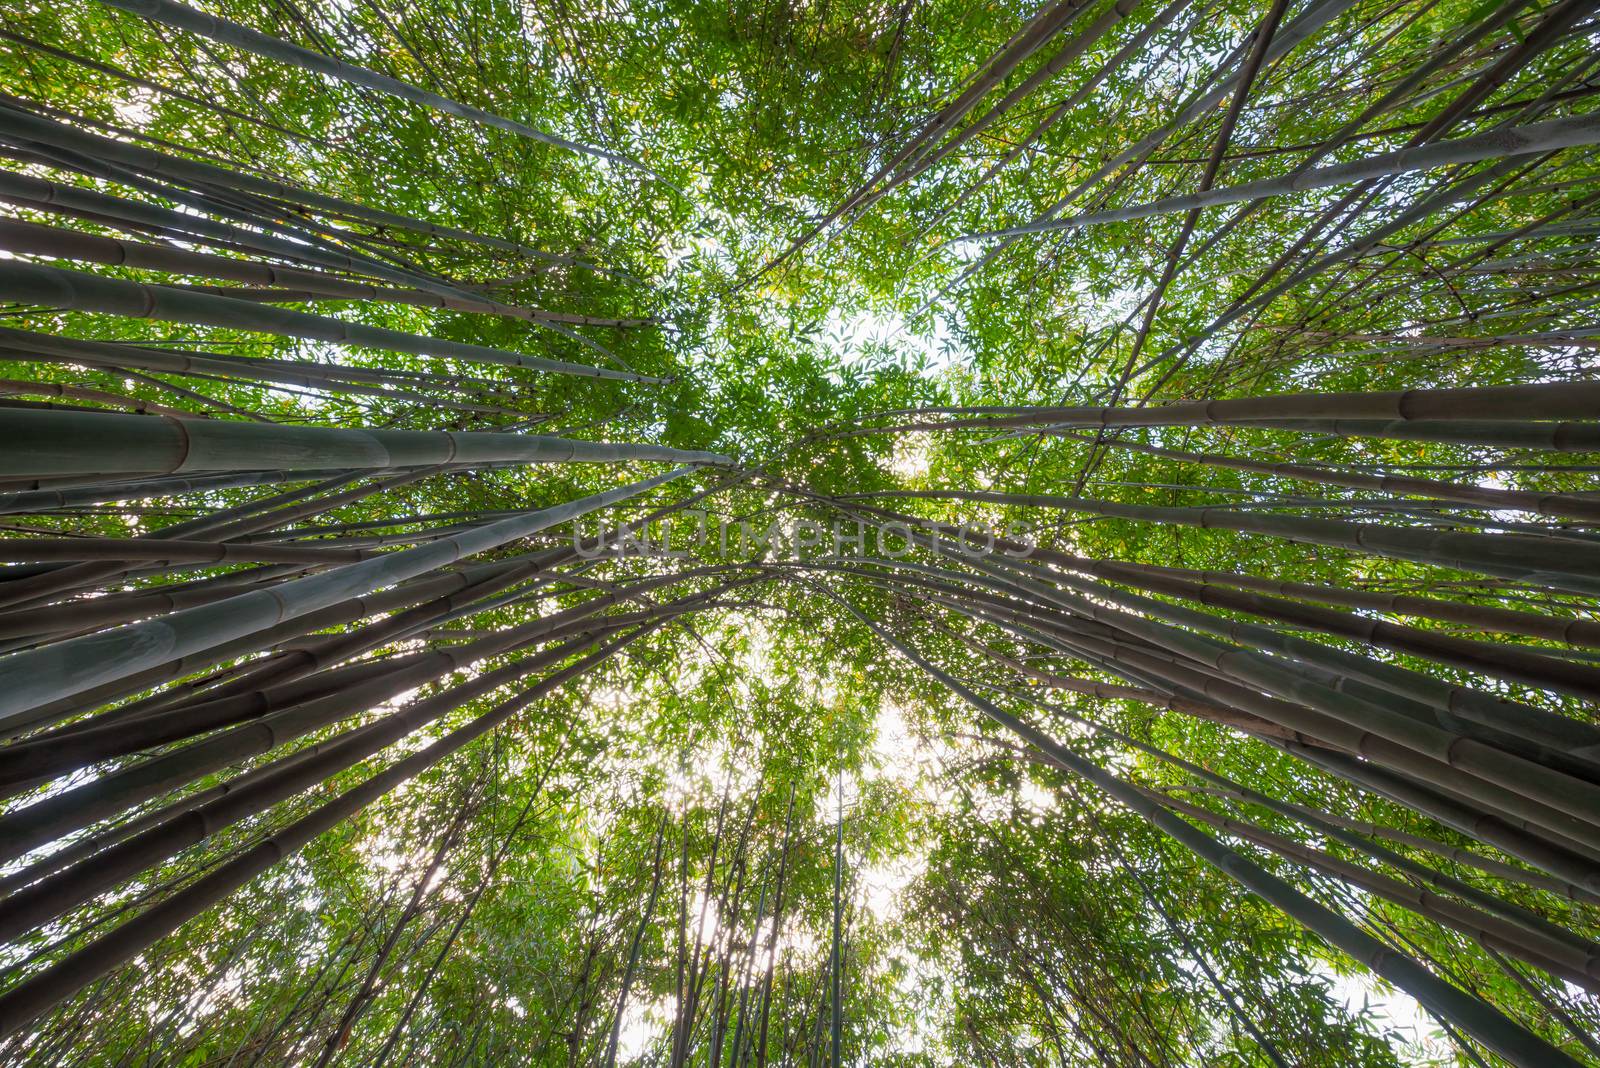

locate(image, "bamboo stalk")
[[92, 0, 661, 180], [878, 378, 1600, 425], [0, 99, 569, 263], [0, 465, 715, 725], [1073, 431, 1600, 523], [0, 407, 723, 480], [850, 487, 1600, 595], [1148, 789, 1600, 992], [959, 111, 1600, 241], [838, 593, 1585, 1068], [0, 621, 661, 1040], [0, 260, 655, 382]]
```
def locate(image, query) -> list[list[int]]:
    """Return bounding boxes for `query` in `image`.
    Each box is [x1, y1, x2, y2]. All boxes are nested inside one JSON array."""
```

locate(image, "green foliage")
[[1, 0, 1598, 1064]]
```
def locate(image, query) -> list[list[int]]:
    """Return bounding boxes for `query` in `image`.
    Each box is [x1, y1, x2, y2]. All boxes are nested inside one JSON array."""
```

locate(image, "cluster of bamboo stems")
[[1, 0, 1599, 1063]]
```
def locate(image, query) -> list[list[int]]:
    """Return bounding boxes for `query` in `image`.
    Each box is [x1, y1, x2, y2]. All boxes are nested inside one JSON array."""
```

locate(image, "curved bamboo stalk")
[[0, 484, 729, 737], [0, 468, 346, 515], [0, 99, 573, 264], [1025, 688, 1600, 940], [0, 376, 200, 419], [812, 555, 1600, 858], [93, 0, 663, 182], [972, 554, 1600, 833], [0, 536, 371, 566], [0, 407, 723, 480], [1081, 557, 1600, 705], [836, 592, 1585, 1068], [0, 592, 669, 891], [0, 562, 311, 642], [945, 625, 1334, 749], [1071, 431, 1600, 523], [799, 493, 1600, 767], [957, 111, 1600, 241], [1171, 784, 1600, 905], [0, 469, 439, 612], [0, 569, 730, 789], [173, 283, 652, 327], [1293, 743, 1600, 897], [0, 329, 527, 413], [877, 378, 1600, 425], [0, 620, 661, 1040], [1148, 789, 1600, 992], [0, 561, 517, 740], [1, 260, 656, 382], [828, 547, 1600, 849], [1195, 418, 1600, 451], [848, 487, 1600, 595], [0, 165, 534, 308], [0, 465, 715, 725]]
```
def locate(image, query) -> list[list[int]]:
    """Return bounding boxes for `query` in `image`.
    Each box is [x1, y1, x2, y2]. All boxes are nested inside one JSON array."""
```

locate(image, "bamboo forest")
[[4, 0, 1600, 1063]]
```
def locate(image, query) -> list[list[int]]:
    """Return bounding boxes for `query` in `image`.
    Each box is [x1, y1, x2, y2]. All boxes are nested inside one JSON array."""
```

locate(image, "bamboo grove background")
[[0, 0, 1598, 1063]]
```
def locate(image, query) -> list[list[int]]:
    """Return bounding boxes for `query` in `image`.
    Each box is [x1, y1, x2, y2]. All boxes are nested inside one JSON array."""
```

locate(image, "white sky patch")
[[888, 434, 931, 481], [1016, 778, 1055, 817], [1325, 967, 1452, 1064], [823, 304, 971, 374], [856, 697, 942, 921], [113, 91, 155, 127], [357, 825, 437, 877], [857, 853, 924, 922], [616, 996, 664, 1061], [660, 232, 729, 277], [870, 697, 950, 789]]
